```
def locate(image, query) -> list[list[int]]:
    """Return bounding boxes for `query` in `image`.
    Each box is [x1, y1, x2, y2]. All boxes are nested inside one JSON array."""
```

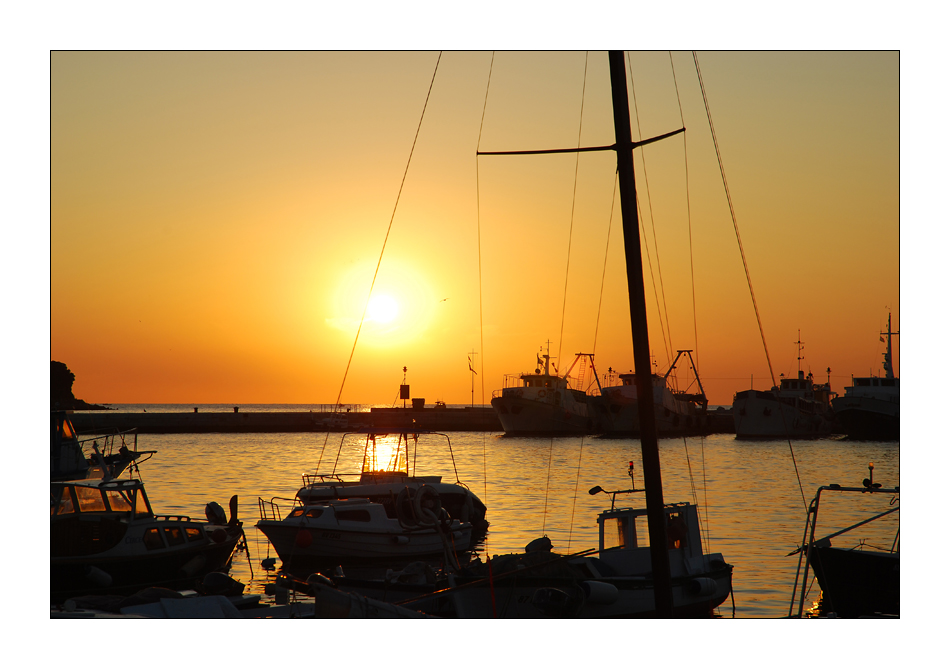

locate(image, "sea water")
[[77, 406, 900, 618]]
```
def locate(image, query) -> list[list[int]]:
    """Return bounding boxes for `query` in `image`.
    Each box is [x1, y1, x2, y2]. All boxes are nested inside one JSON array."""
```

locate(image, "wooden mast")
[[608, 50, 673, 616]]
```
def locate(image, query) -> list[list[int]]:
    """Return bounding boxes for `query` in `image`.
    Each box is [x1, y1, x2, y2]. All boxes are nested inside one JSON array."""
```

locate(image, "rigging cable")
[[591, 171, 619, 355], [692, 51, 807, 510], [475, 52, 496, 509], [670, 51, 712, 546], [544, 52, 590, 536], [316, 52, 443, 472], [627, 52, 674, 367]]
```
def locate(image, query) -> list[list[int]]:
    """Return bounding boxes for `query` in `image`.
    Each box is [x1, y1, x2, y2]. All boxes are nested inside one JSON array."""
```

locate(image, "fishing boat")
[[295, 431, 488, 536], [256, 491, 473, 573], [51, 476, 245, 602], [789, 464, 899, 618], [593, 350, 709, 437], [732, 338, 837, 438], [490, 347, 602, 435], [831, 313, 899, 440], [51, 411, 155, 481]]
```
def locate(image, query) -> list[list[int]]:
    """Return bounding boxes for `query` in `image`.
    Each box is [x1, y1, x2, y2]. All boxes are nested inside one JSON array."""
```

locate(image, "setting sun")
[[367, 294, 399, 324]]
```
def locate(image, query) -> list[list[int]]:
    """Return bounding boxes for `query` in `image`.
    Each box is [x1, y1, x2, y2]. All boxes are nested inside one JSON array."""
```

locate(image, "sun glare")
[[368, 294, 398, 323]]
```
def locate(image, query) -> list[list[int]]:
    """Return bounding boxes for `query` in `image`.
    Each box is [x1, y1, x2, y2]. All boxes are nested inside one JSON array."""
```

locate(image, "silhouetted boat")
[[52, 411, 155, 481], [256, 491, 473, 572], [51, 476, 244, 602], [789, 464, 899, 618], [733, 337, 836, 438], [491, 346, 601, 435], [593, 350, 709, 437], [831, 313, 899, 440]]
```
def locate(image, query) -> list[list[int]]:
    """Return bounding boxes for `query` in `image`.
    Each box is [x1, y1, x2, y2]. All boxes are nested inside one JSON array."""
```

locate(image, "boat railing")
[[258, 496, 300, 521], [301, 473, 347, 487], [788, 469, 899, 618]]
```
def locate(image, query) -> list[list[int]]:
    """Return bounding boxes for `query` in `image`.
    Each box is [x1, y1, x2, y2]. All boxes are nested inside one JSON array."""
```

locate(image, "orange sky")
[[50, 51, 900, 406]]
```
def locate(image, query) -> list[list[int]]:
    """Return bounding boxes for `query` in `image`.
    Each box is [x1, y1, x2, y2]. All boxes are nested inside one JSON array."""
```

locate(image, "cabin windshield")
[[105, 489, 133, 513], [60, 418, 75, 439], [51, 486, 75, 516], [75, 486, 107, 513], [134, 488, 152, 518]]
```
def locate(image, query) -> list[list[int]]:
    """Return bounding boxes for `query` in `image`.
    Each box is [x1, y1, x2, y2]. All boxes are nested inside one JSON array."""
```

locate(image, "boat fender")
[[413, 485, 442, 524], [205, 501, 227, 525], [179, 554, 207, 577], [211, 528, 227, 543], [392, 535, 410, 545], [295, 529, 313, 548], [581, 580, 619, 605], [84, 565, 112, 588], [686, 577, 717, 597]]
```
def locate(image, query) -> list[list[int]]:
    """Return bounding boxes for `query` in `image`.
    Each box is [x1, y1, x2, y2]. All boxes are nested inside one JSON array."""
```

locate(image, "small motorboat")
[[256, 487, 473, 573], [52, 411, 156, 481], [295, 431, 488, 536], [789, 463, 899, 618], [51, 476, 245, 602]]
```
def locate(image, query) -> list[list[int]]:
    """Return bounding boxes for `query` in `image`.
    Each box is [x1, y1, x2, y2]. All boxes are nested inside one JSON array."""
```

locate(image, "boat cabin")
[[596, 502, 705, 576]]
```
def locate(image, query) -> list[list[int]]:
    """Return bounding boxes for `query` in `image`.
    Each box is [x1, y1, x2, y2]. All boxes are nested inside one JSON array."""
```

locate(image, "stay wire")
[[316, 52, 443, 472], [545, 52, 589, 536], [669, 52, 701, 368], [475, 52, 495, 510], [592, 171, 619, 355], [692, 51, 807, 510], [627, 52, 673, 367]]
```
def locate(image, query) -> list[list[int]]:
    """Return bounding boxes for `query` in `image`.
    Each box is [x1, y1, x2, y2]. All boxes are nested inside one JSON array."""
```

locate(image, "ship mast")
[[882, 312, 899, 380], [608, 50, 673, 616]]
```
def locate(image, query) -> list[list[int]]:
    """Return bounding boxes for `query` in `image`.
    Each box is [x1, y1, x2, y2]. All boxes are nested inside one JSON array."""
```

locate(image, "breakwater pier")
[[70, 406, 503, 434]]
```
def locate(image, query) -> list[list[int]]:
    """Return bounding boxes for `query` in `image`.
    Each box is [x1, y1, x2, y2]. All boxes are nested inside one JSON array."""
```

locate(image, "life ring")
[[538, 389, 546, 398], [515, 388, 523, 397], [413, 485, 442, 525]]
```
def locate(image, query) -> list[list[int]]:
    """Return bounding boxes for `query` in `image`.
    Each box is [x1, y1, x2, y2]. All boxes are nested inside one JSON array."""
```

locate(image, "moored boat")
[[789, 464, 899, 618], [256, 491, 473, 573], [593, 350, 709, 437], [295, 431, 488, 537], [831, 313, 899, 440], [490, 347, 602, 435], [51, 477, 244, 602], [52, 411, 155, 481], [733, 337, 836, 438]]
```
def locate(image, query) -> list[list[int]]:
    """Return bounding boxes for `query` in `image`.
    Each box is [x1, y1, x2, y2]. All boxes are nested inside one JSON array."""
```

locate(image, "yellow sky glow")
[[51, 51, 900, 406]]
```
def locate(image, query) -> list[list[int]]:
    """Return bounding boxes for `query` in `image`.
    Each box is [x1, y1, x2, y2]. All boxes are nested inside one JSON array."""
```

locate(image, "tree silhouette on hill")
[[51, 361, 110, 410]]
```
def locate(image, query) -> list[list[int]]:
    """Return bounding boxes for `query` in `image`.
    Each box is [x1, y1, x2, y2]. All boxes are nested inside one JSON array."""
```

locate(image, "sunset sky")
[[50, 51, 900, 406]]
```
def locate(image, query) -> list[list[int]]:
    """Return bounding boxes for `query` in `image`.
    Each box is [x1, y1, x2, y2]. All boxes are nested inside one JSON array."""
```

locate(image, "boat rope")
[[555, 51, 589, 370], [692, 51, 807, 510], [475, 51, 495, 519], [627, 52, 673, 367], [315, 52, 442, 473], [669, 52, 701, 368]]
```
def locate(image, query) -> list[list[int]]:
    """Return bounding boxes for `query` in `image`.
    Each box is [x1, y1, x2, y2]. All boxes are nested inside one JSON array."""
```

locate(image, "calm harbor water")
[[80, 405, 900, 619]]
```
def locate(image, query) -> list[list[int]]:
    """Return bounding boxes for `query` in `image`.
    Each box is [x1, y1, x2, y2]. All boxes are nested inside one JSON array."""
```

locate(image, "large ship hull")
[[831, 396, 899, 440], [733, 390, 835, 438], [490, 395, 596, 435]]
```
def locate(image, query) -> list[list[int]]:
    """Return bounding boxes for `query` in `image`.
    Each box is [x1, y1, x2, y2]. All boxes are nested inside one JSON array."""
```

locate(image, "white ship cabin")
[[846, 375, 899, 398], [596, 502, 709, 577], [775, 370, 835, 404]]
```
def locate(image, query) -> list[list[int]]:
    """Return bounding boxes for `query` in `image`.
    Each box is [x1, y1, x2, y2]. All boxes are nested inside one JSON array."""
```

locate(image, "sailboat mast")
[[608, 50, 673, 616]]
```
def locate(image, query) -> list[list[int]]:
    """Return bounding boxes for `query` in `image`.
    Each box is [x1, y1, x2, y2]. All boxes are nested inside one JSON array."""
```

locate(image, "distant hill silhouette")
[[51, 361, 111, 410]]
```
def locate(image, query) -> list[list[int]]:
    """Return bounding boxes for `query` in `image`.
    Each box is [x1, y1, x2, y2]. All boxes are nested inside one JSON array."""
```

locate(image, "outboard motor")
[[525, 536, 553, 553], [205, 501, 227, 525]]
